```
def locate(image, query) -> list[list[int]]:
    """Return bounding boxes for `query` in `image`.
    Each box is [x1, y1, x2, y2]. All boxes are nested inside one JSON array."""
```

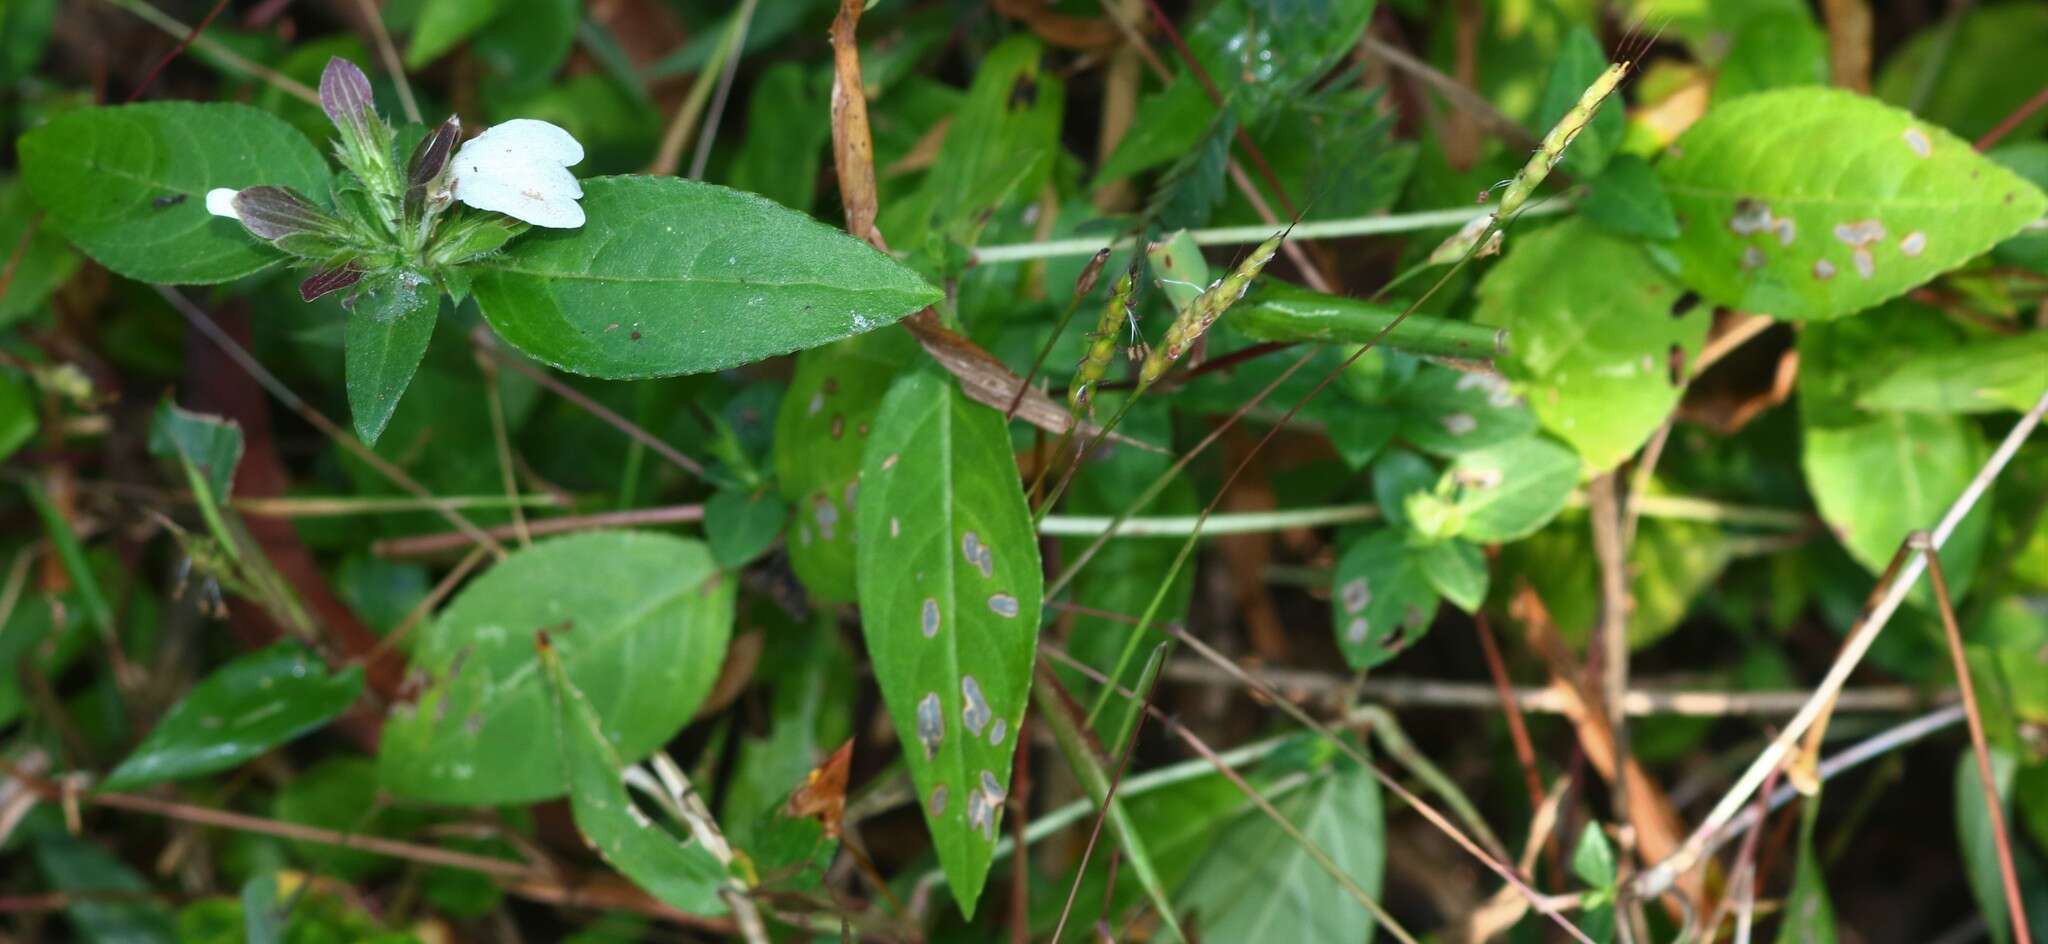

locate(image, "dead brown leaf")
[[786, 739, 854, 839]]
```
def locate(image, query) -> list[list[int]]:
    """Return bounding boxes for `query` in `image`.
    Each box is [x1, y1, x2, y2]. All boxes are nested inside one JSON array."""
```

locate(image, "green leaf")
[[539, 637, 731, 916], [0, 177, 80, 325], [147, 400, 243, 503], [1712, 10, 1827, 103], [1370, 447, 1437, 533], [1331, 528, 1438, 670], [1233, 281, 1509, 362], [1476, 219, 1707, 470], [1875, 4, 2048, 142], [469, 0, 578, 92], [0, 368, 37, 463], [1806, 411, 1991, 591], [1989, 142, 2048, 271], [1571, 822, 1618, 944], [406, 0, 506, 67], [0, 0, 57, 84], [1146, 228, 1211, 312], [1579, 155, 1680, 242], [1095, 76, 1213, 186], [1776, 796, 1838, 944], [468, 176, 941, 380], [1857, 332, 2048, 415], [19, 102, 329, 285], [1954, 749, 2048, 944], [1174, 750, 1384, 941], [704, 487, 787, 570], [1446, 435, 1580, 543], [271, 757, 425, 881], [1534, 27, 1622, 177], [345, 271, 440, 446], [102, 646, 364, 790], [853, 371, 1042, 916], [1660, 88, 2048, 321], [241, 874, 283, 944], [1500, 510, 1732, 651], [1418, 538, 1488, 613], [727, 63, 828, 213], [773, 329, 916, 603], [917, 35, 1064, 247], [1572, 821, 1616, 888], [378, 531, 734, 805], [35, 833, 175, 943]]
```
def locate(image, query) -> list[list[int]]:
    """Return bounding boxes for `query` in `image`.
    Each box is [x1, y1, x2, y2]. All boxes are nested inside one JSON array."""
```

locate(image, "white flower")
[[450, 119, 585, 229], [205, 188, 242, 221]]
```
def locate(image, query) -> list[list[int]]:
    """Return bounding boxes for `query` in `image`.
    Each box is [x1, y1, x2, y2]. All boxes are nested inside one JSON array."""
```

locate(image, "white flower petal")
[[464, 118, 583, 166], [451, 119, 586, 229], [205, 188, 242, 220]]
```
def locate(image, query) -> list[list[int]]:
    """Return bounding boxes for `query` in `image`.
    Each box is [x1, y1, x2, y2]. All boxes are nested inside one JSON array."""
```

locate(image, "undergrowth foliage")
[[2, 1, 2047, 941]]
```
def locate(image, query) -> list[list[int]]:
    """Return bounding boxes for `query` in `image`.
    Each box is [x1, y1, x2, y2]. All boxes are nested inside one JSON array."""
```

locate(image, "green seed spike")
[[1137, 229, 1285, 388], [1069, 269, 1135, 414], [1496, 60, 1629, 220]]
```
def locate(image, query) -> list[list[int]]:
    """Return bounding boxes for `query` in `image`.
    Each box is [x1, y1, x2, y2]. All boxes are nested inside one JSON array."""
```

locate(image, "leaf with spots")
[[18, 102, 329, 285], [1388, 363, 1536, 458], [1475, 219, 1708, 470], [378, 531, 733, 805], [1660, 87, 2048, 321], [538, 633, 731, 916], [773, 329, 916, 603], [467, 175, 942, 380], [102, 645, 363, 790], [1330, 528, 1438, 670], [854, 370, 1041, 916]]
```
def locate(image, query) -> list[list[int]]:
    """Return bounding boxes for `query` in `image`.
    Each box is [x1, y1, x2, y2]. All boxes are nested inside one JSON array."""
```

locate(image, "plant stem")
[[1037, 491, 1810, 537], [973, 202, 1571, 265], [1635, 386, 2048, 899], [98, 0, 319, 105]]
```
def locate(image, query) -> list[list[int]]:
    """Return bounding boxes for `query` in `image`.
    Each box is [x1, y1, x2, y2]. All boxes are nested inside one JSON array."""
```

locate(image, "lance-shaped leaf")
[[102, 646, 364, 790], [18, 102, 330, 284], [345, 271, 439, 446], [379, 531, 734, 805], [467, 175, 941, 379], [854, 371, 1041, 916], [1661, 88, 2048, 321], [538, 634, 731, 916]]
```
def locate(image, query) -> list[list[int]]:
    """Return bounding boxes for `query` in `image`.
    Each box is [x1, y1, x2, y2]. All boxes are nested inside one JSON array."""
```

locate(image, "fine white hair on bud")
[[205, 188, 242, 221], [450, 119, 586, 229]]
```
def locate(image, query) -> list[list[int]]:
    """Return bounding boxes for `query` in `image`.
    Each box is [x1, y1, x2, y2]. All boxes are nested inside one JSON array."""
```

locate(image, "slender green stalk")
[[1037, 492, 1809, 538], [231, 494, 564, 517], [1032, 663, 1186, 941], [972, 202, 1571, 264]]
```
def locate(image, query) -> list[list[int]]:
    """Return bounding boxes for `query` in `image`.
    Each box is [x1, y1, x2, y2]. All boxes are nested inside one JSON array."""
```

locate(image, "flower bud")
[[319, 57, 377, 140], [406, 116, 462, 217], [231, 186, 337, 242], [300, 263, 364, 302]]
